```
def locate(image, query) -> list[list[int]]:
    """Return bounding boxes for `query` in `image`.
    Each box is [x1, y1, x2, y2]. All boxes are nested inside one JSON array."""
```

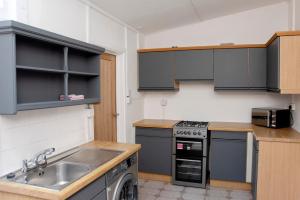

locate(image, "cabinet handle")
[[176, 158, 202, 163]]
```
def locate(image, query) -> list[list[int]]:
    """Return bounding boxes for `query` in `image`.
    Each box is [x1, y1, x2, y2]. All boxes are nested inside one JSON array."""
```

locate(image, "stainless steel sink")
[[15, 162, 91, 190], [2, 147, 123, 190]]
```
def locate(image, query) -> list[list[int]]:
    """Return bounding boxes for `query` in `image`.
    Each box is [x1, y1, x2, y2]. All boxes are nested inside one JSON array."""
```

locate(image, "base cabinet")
[[136, 127, 172, 175], [68, 176, 106, 200], [209, 131, 247, 182]]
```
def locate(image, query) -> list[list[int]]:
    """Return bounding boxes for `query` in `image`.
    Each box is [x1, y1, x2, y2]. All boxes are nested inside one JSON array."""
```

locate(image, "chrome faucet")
[[22, 148, 55, 173]]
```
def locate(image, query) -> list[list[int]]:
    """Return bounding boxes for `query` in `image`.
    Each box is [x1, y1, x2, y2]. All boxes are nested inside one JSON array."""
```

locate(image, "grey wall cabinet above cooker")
[[214, 48, 267, 90], [0, 20, 105, 114], [175, 50, 214, 80], [209, 131, 247, 182], [135, 127, 173, 175]]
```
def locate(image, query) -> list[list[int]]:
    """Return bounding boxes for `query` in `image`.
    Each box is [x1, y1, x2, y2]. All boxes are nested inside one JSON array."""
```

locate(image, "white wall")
[[0, 0, 143, 175], [143, 2, 292, 123], [145, 2, 289, 47]]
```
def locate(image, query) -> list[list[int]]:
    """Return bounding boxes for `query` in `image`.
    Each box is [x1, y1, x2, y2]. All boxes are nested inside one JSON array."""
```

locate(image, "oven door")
[[172, 156, 207, 188], [174, 138, 207, 157]]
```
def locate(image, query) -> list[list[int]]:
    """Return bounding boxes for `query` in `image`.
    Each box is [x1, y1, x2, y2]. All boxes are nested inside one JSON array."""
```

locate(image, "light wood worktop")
[[133, 119, 300, 143], [133, 119, 180, 129], [209, 122, 300, 143], [0, 141, 141, 200]]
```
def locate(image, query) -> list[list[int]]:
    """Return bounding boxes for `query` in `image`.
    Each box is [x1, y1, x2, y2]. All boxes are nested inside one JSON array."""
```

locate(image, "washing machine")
[[106, 154, 138, 200]]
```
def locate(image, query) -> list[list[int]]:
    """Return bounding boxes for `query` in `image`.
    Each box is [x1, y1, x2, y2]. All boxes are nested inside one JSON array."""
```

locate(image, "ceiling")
[[89, 0, 287, 34]]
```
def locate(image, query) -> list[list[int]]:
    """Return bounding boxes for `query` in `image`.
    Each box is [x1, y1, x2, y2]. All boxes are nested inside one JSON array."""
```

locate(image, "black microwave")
[[252, 108, 291, 128]]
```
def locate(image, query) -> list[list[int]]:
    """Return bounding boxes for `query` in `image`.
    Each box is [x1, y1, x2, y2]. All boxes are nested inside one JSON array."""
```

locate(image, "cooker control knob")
[[187, 132, 191, 135], [193, 132, 197, 135], [198, 132, 202, 136]]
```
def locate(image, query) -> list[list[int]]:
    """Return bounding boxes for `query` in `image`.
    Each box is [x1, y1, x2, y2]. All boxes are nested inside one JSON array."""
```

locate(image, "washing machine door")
[[113, 173, 138, 200]]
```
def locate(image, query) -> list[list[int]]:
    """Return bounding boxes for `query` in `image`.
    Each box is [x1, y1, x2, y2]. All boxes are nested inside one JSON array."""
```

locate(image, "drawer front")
[[211, 131, 247, 140], [68, 176, 106, 200], [136, 127, 173, 138]]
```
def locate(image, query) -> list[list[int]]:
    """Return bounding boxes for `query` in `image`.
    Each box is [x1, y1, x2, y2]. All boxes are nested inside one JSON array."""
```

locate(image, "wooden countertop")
[[0, 141, 141, 200], [209, 122, 300, 143], [133, 119, 300, 143], [133, 119, 180, 129], [138, 31, 300, 53]]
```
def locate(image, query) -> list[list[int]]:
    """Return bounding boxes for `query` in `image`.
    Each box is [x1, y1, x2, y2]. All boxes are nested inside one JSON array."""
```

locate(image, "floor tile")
[[184, 187, 207, 195], [139, 187, 161, 195], [159, 190, 182, 198], [156, 197, 177, 200], [206, 188, 230, 198], [163, 183, 185, 192], [139, 194, 157, 200], [230, 190, 252, 200], [144, 180, 166, 189], [182, 193, 206, 200]]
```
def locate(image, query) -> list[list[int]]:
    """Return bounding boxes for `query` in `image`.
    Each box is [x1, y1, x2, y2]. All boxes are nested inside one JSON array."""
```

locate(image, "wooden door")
[[94, 53, 117, 142]]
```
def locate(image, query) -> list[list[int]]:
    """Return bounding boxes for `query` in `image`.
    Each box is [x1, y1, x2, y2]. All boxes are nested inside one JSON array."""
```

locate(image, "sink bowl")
[[15, 162, 90, 190]]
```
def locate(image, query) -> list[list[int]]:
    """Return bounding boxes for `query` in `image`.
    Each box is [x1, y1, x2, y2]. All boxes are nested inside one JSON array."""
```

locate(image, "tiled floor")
[[138, 179, 253, 200]]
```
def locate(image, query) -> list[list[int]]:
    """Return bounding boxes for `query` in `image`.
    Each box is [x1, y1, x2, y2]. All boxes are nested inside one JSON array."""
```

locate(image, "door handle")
[[113, 113, 119, 117]]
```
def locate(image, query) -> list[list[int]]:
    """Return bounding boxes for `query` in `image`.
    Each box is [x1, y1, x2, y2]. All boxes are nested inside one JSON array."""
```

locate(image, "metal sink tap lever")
[[22, 148, 55, 173]]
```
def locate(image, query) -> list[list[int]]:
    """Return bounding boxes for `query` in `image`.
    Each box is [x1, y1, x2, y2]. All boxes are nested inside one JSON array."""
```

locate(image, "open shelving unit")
[[0, 20, 105, 114]]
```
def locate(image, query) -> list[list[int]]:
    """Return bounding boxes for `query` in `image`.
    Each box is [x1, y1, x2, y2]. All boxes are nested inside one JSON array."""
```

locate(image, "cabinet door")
[[252, 138, 259, 200], [267, 38, 280, 91], [175, 50, 213, 80], [139, 52, 176, 90], [136, 128, 172, 175], [68, 176, 106, 200], [210, 132, 247, 182], [249, 48, 267, 89], [214, 48, 249, 89]]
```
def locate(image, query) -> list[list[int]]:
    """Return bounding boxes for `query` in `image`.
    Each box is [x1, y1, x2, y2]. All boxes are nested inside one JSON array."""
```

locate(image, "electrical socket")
[[290, 103, 296, 111], [160, 98, 168, 107]]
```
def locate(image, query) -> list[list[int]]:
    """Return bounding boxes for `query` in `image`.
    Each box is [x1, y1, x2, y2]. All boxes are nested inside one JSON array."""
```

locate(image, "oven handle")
[[176, 140, 202, 144], [176, 158, 202, 163]]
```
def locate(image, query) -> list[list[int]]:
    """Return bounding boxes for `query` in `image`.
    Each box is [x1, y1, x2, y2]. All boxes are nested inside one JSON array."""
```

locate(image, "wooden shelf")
[[17, 98, 99, 111], [68, 70, 99, 76], [16, 65, 66, 74]]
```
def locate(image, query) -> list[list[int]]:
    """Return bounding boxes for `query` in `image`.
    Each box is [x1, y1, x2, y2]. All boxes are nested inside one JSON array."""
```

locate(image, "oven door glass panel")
[[175, 158, 202, 183], [176, 138, 203, 158]]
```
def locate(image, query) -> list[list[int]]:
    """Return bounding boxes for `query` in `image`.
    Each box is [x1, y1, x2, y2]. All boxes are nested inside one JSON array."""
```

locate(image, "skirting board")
[[210, 180, 252, 191], [138, 172, 172, 183]]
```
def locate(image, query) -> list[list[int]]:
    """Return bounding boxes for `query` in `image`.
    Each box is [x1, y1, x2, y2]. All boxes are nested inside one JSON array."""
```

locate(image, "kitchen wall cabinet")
[[0, 20, 104, 115], [138, 52, 178, 90], [136, 127, 172, 175], [214, 48, 266, 90], [175, 50, 214, 80], [267, 36, 300, 94], [210, 131, 247, 182], [68, 175, 106, 200]]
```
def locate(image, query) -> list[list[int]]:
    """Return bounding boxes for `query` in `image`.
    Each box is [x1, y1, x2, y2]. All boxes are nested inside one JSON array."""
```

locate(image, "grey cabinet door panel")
[[211, 131, 247, 140], [68, 176, 106, 200], [210, 136, 247, 182], [175, 50, 213, 80], [249, 48, 267, 88], [214, 49, 249, 89], [267, 38, 280, 90], [139, 52, 175, 89], [136, 132, 172, 175], [136, 127, 173, 138], [252, 139, 259, 200], [92, 190, 107, 200]]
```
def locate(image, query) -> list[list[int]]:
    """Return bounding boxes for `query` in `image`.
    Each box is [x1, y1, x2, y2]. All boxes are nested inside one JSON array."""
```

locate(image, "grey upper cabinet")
[[249, 48, 267, 89], [214, 48, 249, 89], [0, 20, 104, 115], [136, 127, 172, 175], [210, 131, 247, 182], [139, 52, 177, 90], [214, 48, 267, 90], [267, 38, 280, 91], [175, 50, 214, 80]]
